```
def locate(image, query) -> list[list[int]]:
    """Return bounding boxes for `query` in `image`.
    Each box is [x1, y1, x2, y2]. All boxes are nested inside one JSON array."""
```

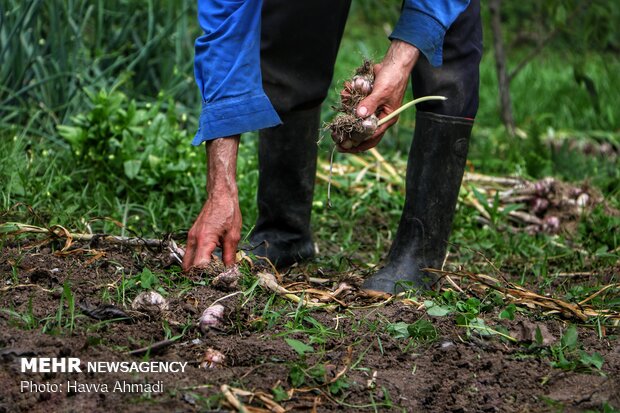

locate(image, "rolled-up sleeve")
[[390, 0, 470, 67], [193, 0, 281, 145]]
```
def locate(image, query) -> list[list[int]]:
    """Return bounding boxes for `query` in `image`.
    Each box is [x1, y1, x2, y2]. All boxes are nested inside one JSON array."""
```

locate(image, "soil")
[[0, 240, 618, 413]]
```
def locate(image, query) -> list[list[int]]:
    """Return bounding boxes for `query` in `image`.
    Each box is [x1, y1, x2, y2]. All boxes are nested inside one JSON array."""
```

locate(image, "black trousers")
[[260, 0, 482, 119]]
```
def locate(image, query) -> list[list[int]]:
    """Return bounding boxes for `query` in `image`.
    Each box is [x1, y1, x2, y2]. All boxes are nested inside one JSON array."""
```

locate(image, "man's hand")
[[338, 40, 420, 153], [183, 136, 242, 270]]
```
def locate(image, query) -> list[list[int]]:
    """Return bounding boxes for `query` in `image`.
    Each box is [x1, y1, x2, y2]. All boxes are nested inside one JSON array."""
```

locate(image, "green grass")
[[0, 0, 199, 137]]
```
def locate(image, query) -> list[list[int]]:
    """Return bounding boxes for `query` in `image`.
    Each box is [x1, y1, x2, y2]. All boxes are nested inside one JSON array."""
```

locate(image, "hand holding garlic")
[[328, 40, 424, 152]]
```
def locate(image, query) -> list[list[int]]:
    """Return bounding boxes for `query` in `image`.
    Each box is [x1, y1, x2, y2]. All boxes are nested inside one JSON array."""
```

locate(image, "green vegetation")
[[2, 1, 618, 240]]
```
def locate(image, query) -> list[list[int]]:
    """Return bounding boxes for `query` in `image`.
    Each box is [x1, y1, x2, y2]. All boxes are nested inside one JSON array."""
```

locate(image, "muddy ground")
[[0, 240, 618, 413]]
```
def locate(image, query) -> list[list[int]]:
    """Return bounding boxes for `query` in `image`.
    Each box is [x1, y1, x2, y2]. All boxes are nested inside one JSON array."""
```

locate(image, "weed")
[[115, 271, 135, 306], [271, 385, 288, 402], [423, 291, 519, 341], [0, 2, 618, 411], [57, 89, 202, 201], [1, 299, 38, 330], [278, 312, 340, 346], [498, 303, 517, 320], [62, 281, 76, 333], [41, 281, 79, 334], [177, 391, 223, 410], [584, 402, 620, 413], [547, 325, 605, 373], [386, 319, 437, 343], [139, 268, 159, 290], [286, 358, 351, 398], [282, 331, 351, 398], [285, 338, 314, 357]]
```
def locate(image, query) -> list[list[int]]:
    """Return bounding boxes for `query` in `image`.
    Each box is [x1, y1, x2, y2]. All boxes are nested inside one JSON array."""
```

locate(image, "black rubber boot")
[[362, 112, 473, 293], [248, 107, 320, 268]]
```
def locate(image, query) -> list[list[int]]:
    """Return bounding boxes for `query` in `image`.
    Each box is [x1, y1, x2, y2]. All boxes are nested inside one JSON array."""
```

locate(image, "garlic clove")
[[211, 265, 242, 291]]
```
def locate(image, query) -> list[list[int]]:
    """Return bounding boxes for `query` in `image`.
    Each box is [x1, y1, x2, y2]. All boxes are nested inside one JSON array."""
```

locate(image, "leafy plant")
[[288, 363, 306, 388], [139, 268, 159, 290], [58, 88, 201, 198], [271, 385, 289, 402], [1, 299, 38, 330], [387, 319, 437, 342], [424, 300, 453, 317], [62, 281, 77, 333], [499, 303, 517, 320], [41, 281, 78, 334], [548, 325, 605, 372], [424, 293, 516, 341], [283, 335, 350, 396], [0, 0, 197, 137]]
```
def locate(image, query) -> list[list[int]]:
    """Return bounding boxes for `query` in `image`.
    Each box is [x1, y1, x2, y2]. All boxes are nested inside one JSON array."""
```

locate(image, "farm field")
[[1, 222, 618, 411], [1, 1, 619, 412]]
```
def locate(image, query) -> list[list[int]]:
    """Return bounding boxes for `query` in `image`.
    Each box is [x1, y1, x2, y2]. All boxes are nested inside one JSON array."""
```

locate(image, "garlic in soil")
[[200, 348, 226, 369], [131, 291, 169, 312], [211, 265, 242, 291], [199, 303, 225, 333]]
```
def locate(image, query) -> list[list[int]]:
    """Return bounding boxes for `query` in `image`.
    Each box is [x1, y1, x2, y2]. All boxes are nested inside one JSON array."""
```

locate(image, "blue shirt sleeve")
[[390, 0, 470, 67], [193, 0, 281, 145]]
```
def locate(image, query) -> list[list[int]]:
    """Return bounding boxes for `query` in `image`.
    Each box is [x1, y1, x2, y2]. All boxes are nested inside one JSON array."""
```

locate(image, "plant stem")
[[376, 95, 447, 126]]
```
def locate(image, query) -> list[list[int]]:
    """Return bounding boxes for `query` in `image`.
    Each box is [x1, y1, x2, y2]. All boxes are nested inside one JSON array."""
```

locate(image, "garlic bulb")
[[131, 291, 169, 312], [200, 348, 226, 369], [199, 304, 225, 333]]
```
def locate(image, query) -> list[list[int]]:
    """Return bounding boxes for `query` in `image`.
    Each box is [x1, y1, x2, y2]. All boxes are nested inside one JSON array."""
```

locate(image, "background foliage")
[[1, 0, 618, 271]]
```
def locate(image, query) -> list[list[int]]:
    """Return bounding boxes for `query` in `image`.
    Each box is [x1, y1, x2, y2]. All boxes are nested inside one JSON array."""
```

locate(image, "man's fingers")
[[191, 239, 218, 269], [182, 236, 197, 271], [183, 233, 237, 270], [350, 138, 381, 153], [222, 235, 240, 267], [355, 64, 387, 118], [337, 118, 391, 153], [356, 94, 379, 119], [337, 133, 382, 153], [348, 133, 384, 153], [181, 252, 193, 272], [356, 82, 391, 119]]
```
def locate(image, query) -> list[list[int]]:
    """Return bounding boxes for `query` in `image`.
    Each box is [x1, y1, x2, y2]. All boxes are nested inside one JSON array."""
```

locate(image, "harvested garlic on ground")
[[199, 304, 225, 333], [131, 291, 169, 312], [200, 348, 226, 368]]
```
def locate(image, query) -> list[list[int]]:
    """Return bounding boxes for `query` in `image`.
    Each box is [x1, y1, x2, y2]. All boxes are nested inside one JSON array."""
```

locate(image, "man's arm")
[[183, 136, 241, 270], [337, 0, 470, 153], [186, 0, 281, 270], [391, 0, 470, 67]]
